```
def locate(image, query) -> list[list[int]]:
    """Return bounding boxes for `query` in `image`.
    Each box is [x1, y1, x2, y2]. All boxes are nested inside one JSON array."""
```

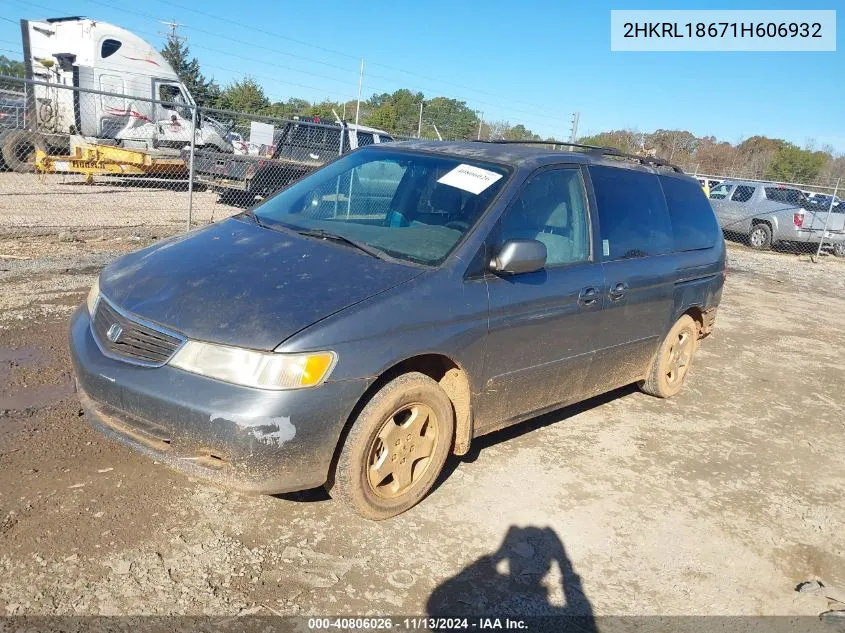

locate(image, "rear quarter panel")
[[672, 244, 725, 323]]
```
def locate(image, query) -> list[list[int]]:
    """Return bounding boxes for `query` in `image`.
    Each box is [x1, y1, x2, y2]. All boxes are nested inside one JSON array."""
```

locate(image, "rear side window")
[[589, 166, 673, 260], [709, 183, 733, 199], [765, 187, 802, 205], [731, 185, 755, 202], [659, 176, 722, 252], [357, 132, 375, 147]]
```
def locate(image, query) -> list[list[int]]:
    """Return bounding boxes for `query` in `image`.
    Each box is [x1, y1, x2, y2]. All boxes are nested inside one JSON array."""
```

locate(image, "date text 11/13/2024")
[[307, 617, 529, 630]]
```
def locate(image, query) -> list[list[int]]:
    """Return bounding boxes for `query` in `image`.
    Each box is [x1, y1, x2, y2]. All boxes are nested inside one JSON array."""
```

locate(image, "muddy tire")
[[748, 223, 773, 250], [0, 130, 46, 173], [832, 242, 845, 258], [332, 372, 454, 520], [640, 315, 699, 399]]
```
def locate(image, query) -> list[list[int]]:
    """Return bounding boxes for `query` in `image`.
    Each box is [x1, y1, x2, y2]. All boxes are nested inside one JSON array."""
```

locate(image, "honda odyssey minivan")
[[70, 140, 725, 519]]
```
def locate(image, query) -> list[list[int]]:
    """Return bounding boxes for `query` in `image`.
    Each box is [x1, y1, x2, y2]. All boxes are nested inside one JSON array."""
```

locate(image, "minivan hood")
[[99, 218, 422, 350]]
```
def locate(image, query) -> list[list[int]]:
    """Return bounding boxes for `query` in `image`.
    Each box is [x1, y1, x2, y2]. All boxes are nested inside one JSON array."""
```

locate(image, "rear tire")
[[332, 372, 455, 520], [1, 130, 47, 173], [748, 223, 773, 250], [640, 315, 699, 399]]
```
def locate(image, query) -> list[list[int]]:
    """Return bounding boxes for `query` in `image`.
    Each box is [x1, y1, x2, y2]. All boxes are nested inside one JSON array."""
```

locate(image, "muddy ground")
[[1, 217, 844, 618]]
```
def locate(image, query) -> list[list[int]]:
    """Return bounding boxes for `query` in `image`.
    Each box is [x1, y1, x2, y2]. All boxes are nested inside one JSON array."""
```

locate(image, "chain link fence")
[[1, 74, 844, 262], [0, 76, 394, 243], [677, 164, 844, 258]]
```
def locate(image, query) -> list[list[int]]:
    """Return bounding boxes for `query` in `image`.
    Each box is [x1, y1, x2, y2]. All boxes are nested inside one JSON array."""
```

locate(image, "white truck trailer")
[[1, 16, 231, 172]]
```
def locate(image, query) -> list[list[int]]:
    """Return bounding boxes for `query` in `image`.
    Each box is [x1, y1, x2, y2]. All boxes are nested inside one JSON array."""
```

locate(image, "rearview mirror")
[[490, 239, 547, 275]]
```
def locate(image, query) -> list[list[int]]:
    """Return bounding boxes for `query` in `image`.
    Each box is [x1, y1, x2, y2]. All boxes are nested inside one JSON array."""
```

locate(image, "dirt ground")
[[1, 211, 845, 618], [0, 172, 233, 236]]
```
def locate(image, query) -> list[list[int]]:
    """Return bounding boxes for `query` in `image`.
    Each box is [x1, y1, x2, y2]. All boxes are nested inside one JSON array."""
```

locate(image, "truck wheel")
[[1, 131, 47, 173], [832, 243, 845, 258], [332, 372, 455, 520], [640, 315, 699, 399], [748, 223, 772, 250]]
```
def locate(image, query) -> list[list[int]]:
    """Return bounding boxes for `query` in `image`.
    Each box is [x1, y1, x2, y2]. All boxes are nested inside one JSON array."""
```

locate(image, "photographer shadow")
[[427, 526, 597, 632]]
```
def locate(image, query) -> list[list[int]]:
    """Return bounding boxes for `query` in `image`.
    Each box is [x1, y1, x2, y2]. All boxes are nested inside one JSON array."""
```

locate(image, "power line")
[[8, 0, 560, 133], [79, 0, 557, 121], [142, 0, 553, 115], [158, 19, 185, 44]]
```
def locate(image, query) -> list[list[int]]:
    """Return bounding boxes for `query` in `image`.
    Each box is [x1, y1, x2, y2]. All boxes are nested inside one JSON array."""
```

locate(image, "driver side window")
[[498, 168, 590, 267]]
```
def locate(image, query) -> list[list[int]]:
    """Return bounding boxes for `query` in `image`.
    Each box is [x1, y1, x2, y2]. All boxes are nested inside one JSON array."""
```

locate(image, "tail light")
[[245, 164, 256, 179], [793, 213, 804, 228]]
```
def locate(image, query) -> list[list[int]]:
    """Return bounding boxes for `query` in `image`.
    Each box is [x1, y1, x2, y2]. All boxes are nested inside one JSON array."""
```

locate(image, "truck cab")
[[19, 17, 229, 152]]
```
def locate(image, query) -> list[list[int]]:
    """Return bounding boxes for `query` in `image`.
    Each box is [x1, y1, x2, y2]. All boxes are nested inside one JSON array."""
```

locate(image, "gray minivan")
[[69, 141, 725, 519]]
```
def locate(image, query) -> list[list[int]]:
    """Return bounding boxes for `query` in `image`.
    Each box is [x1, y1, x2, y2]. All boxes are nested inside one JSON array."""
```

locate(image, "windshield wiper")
[[294, 228, 390, 261], [240, 209, 264, 227]]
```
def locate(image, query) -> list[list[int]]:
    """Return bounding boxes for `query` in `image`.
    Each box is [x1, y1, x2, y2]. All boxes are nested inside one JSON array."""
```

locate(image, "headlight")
[[168, 341, 336, 390], [86, 276, 100, 315]]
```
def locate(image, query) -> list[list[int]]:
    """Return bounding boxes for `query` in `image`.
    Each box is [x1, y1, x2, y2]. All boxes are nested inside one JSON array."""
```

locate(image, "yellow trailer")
[[35, 141, 187, 183]]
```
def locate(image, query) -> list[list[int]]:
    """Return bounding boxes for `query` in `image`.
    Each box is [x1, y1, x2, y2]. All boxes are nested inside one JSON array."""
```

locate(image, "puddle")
[[0, 379, 74, 411], [0, 346, 47, 384], [0, 345, 72, 413]]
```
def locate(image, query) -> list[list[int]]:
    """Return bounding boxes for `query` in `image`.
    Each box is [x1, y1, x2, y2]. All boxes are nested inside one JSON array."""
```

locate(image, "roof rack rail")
[[472, 139, 685, 174], [477, 139, 608, 152]]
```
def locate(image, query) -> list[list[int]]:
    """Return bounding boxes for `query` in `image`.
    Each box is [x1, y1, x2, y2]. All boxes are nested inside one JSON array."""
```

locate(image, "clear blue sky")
[[1, 0, 842, 150]]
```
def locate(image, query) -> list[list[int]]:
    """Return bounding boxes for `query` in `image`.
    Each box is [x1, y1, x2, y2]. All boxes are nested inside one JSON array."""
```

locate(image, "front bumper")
[[68, 306, 370, 494]]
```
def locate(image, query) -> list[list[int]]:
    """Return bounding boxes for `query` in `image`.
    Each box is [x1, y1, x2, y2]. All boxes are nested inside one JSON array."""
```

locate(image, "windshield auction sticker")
[[438, 164, 503, 195], [611, 10, 836, 51]]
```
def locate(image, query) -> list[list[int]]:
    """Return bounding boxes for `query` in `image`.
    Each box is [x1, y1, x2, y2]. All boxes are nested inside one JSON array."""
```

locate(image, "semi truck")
[[0, 16, 232, 172]]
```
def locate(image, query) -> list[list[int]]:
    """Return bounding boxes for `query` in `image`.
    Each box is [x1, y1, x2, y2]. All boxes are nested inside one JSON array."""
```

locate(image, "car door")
[[708, 183, 735, 229], [476, 166, 605, 431], [580, 165, 676, 397], [724, 184, 756, 233]]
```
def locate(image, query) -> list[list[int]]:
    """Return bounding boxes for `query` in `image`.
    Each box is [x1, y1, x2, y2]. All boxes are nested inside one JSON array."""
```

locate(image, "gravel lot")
[[0, 172, 235, 237], [1, 184, 845, 619]]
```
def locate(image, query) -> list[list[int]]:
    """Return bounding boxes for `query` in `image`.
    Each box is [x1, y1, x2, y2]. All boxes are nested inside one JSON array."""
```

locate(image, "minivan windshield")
[[252, 148, 510, 265]]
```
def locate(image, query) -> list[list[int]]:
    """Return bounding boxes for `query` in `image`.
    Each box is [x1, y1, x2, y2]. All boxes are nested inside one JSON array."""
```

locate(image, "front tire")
[[832, 242, 845, 258], [748, 223, 773, 250], [332, 372, 455, 520], [640, 315, 699, 399]]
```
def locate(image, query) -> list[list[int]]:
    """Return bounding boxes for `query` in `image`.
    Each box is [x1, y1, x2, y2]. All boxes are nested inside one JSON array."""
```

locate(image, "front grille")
[[91, 298, 184, 366]]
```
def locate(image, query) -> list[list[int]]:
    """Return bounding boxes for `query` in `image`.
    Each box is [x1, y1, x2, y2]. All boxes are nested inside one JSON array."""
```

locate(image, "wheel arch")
[[751, 215, 778, 236], [326, 352, 474, 488]]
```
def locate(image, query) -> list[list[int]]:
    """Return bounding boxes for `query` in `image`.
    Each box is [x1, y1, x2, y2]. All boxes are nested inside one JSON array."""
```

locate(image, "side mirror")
[[490, 239, 547, 275]]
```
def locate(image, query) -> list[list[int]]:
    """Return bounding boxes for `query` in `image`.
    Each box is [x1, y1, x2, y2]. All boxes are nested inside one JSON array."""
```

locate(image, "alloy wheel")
[[366, 403, 438, 499]]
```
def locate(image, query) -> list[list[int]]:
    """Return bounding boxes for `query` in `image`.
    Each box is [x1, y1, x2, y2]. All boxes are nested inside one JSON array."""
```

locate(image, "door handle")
[[578, 286, 598, 307], [608, 282, 627, 301]]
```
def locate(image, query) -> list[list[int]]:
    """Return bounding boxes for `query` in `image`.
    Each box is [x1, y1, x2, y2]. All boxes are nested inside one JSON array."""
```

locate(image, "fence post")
[[186, 104, 198, 232], [814, 177, 841, 260]]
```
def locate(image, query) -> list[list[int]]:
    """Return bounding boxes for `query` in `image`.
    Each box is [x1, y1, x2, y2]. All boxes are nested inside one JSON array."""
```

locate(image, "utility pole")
[[417, 102, 423, 138], [159, 20, 186, 43], [355, 58, 364, 126], [569, 112, 580, 143], [477, 111, 484, 140]]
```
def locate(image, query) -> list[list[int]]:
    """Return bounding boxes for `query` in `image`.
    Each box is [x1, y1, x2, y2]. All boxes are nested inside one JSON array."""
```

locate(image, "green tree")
[[0, 56, 26, 92], [423, 97, 479, 140], [307, 100, 343, 121], [365, 89, 424, 136], [160, 37, 219, 107], [367, 103, 399, 132], [502, 123, 541, 141], [765, 144, 829, 183], [579, 130, 640, 154], [217, 77, 270, 114]]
